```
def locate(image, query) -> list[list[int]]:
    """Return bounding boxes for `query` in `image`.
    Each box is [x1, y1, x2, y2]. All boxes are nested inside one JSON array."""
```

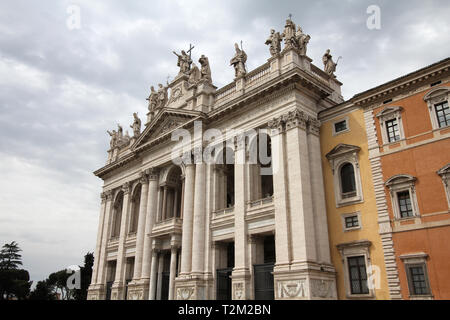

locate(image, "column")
[[141, 169, 159, 282], [91, 192, 107, 285], [96, 191, 113, 285], [233, 135, 248, 272], [133, 173, 149, 280], [179, 163, 195, 276], [285, 110, 317, 264], [168, 245, 178, 299], [308, 119, 332, 264], [191, 158, 206, 275], [149, 249, 159, 300], [268, 120, 291, 270], [113, 182, 131, 297], [156, 253, 164, 299], [161, 186, 168, 221]]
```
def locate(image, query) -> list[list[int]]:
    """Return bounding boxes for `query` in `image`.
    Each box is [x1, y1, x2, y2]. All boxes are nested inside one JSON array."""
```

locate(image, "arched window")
[[111, 192, 124, 238], [129, 185, 141, 234], [340, 163, 356, 197]]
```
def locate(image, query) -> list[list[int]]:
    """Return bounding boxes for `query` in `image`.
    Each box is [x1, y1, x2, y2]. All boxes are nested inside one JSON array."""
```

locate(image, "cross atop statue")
[[187, 43, 195, 59], [288, 13, 292, 20]]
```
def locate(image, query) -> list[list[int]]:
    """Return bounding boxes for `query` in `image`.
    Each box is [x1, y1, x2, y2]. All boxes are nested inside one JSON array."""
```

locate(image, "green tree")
[[29, 280, 56, 300], [73, 252, 94, 300], [0, 242, 31, 300]]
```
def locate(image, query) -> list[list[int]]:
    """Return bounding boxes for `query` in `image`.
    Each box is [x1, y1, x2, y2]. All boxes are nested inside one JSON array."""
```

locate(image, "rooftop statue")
[[281, 18, 296, 49], [173, 50, 192, 75], [323, 49, 338, 77], [107, 129, 117, 149], [130, 112, 141, 137], [147, 86, 157, 112], [199, 54, 212, 84], [188, 62, 201, 85], [155, 83, 168, 109], [294, 26, 310, 56], [265, 29, 282, 57], [230, 43, 247, 78]]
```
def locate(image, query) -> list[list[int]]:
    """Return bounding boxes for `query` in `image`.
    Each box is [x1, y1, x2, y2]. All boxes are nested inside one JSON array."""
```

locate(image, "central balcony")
[[151, 217, 183, 237]]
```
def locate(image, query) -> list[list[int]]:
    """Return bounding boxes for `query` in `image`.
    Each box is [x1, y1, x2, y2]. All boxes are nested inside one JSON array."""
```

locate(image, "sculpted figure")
[[130, 112, 141, 137], [198, 55, 212, 83], [230, 43, 247, 78], [281, 18, 296, 48], [323, 49, 338, 77], [117, 124, 123, 139], [295, 26, 310, 55], [107, 129, 117, 149], [173, 50, 192, 74], [156, 83, 168, 109], [188, 62, 201, 85], [147, 86, 157, 112], [265, 29, 282, 57]]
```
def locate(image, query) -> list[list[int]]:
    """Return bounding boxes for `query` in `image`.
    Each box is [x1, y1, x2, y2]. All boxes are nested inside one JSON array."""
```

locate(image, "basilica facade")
[[87, 18, 450, 300]]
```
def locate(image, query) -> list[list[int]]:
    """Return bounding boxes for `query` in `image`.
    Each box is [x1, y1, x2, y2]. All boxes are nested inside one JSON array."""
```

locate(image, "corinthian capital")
[[285, 108, 307, 130], [268, 116, 285, 133], [146, 167, 159, 181], [139, 172, 149, 184], [122, 182, 131, 194], [307, 117, 321, 136]]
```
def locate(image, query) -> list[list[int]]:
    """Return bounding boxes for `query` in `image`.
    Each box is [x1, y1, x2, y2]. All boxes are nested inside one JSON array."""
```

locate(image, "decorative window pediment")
[[326, 144, 363, 207], [385, 174, 420, 219], [423, 86, 450, 130], [376, 106, 405, 144], [437, 163, 450, 208]]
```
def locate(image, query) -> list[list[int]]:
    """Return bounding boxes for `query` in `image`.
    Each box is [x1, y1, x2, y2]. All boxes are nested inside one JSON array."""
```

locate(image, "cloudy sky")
[[0, 0, 449, 285]]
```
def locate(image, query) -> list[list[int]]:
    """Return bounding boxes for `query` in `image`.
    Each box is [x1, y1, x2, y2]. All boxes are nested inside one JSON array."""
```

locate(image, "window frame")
[[400, 253, 433, 300], [326, 144, 364, 208], [332, 116, 350, 136], [434, 101, 450, 128], [337, 240, 375, 299], [437, 163, 450, 209], [341, 212, 362, 232], [423, 86, 450, 130], [376, 106, 405, 145], [385, 174, 420, 220]]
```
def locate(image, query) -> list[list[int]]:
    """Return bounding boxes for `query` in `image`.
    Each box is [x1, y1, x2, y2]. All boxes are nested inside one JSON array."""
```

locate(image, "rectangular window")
[[435, 102, 450, 128], [345, 215, 359, 229], [334, 120, 347, 133], [348, 256, 369, 294], [407, 264, 430, 296], [397, 191, 413, 218], [385, 119, 400, 142]]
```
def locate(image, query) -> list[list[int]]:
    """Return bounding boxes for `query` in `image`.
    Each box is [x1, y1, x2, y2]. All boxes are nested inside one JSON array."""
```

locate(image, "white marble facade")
[[87, 21, 344, 300]]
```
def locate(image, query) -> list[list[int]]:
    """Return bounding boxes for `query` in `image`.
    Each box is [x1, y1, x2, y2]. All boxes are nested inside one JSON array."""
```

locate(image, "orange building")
[[355, 58, 450, 299]]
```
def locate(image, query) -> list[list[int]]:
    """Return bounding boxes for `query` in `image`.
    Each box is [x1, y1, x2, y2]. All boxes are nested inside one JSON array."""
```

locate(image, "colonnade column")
[[168, 244, 179, 300], [141, 169, 159, 299], [179, 163, 196, 276], [91, 192, 107, 285], [148, 248, 159, 300], [231, 135, 250, 300], [284, 109, 317, 265], [191, 147, 206, 276], [133, 173, 149, 281], [268, 119, 291, 271], [95, 190, 113, 288], [112, 182, 131, 299]]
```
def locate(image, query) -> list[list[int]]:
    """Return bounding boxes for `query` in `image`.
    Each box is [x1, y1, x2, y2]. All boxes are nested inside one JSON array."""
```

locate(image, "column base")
[[231, 268, 251, 300], [174, 275, 213, 300], [110, 282, 125, 300], [273, 262, 337, 300], [87, 284, 105, 300], [126, 279, 150, 300]]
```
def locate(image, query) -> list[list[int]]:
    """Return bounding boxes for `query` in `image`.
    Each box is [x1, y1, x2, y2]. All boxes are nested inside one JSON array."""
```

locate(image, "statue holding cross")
[[173, 44, 194, 75]]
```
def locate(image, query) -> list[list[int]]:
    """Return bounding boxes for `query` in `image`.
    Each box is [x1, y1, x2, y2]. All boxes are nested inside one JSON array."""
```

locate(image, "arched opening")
[[340, 163, 356, 198], [129, 184, 141, 234], [158, 166, 183, 221], [111, 191, 124, 238], [214, 147, 235, 211], [249, 132, 274, 201]]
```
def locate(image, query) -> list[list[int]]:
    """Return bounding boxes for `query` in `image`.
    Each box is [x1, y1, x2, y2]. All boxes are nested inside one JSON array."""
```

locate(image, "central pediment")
[[132, 108, 206, 151]]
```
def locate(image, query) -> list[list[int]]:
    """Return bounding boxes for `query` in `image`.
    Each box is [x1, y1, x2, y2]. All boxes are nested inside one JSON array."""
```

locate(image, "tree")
[[73, 252, 94, 300], [29, 280, 56, 300], [0, 242, 31, 300]]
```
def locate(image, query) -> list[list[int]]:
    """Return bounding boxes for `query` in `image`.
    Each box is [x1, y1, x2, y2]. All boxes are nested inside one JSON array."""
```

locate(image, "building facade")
[[87, 19, 450, 300]]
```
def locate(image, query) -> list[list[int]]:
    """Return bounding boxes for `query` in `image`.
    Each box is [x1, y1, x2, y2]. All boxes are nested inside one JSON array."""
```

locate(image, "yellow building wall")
[[320, 108, 390, 300]]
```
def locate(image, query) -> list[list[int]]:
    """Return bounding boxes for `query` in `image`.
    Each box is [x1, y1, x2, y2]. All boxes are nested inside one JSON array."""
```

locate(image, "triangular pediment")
[[132, 108, 206, 151], [375, 106, 403, 118], [326, 143, 361, 160]]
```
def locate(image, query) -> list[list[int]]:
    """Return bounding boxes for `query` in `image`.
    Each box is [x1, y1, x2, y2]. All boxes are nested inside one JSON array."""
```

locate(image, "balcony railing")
[[247, 196, 274, 208], [213, 206, 235, 216]]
